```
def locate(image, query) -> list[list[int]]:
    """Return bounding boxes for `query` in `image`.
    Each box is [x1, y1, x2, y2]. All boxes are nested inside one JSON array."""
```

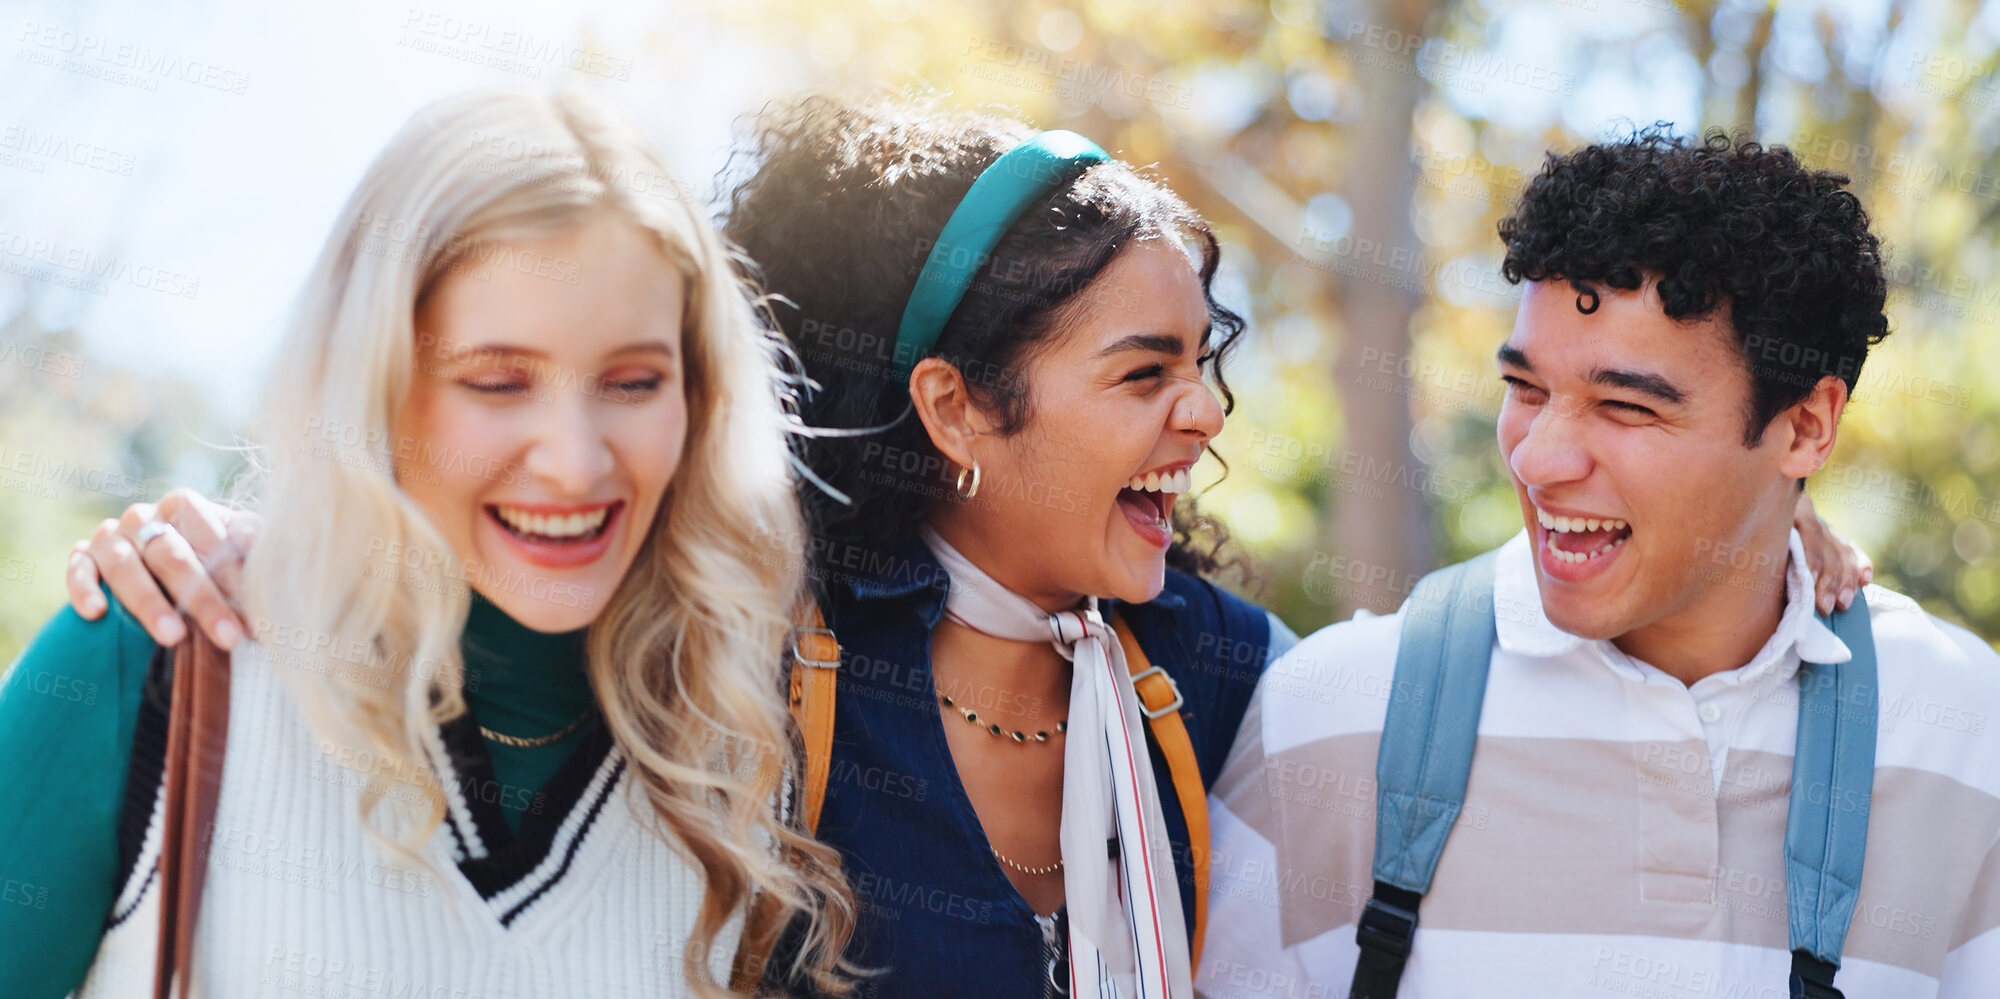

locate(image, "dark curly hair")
[[1498, 125, 1890, 446], [721, 93, 1247, 579]]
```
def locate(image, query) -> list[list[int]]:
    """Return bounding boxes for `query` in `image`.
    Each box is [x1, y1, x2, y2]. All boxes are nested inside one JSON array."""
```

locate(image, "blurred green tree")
[[0, 304, 236, 668]]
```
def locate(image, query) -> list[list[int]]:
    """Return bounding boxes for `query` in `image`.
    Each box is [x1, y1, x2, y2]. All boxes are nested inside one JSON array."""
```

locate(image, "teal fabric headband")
[[891, 129, 1109, 383]]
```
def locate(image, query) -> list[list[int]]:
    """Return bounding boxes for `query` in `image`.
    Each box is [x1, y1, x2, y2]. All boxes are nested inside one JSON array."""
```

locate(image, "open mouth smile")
[[1534, 503, 1632, 582], [1116, 467, 1190, 549], [484, 500, 625, 569]]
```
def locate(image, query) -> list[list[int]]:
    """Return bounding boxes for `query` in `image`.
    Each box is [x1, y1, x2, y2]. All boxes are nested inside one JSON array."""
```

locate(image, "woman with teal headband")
[[59, 92, 1873, 997]]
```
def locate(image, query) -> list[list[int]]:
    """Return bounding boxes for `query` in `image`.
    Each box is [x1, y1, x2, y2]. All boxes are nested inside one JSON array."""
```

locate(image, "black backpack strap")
[[1789, 951, 1843, 998]]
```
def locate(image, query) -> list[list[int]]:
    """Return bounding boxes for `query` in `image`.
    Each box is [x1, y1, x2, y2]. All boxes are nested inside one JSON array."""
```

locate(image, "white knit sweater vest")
[[74, 640, 738, 998]]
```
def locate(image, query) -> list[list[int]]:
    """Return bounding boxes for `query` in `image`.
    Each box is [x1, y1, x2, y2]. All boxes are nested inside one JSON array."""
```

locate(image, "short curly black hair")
[[722, 92, 1246, 579], [1498, 125, 1890, 445]]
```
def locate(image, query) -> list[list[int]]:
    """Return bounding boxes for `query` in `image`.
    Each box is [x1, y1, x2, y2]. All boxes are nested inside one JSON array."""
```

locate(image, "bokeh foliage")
[[702, 0, 2000, 642]]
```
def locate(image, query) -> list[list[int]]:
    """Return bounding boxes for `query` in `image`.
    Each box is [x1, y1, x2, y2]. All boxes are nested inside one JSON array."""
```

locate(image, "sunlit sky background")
[[15, 0, 1990, 422], [4, 0, 811, 419]]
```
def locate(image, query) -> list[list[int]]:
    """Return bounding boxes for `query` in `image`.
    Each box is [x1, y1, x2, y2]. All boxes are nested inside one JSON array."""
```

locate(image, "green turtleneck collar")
[[459, 592, 597, 834]]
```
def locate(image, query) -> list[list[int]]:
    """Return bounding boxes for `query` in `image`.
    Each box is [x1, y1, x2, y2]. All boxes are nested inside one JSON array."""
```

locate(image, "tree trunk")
[[1327, 0, 1440, 612]]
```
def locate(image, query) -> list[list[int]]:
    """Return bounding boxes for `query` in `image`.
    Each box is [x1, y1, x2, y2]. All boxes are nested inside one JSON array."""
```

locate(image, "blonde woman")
[[0, 87, 849, 997]]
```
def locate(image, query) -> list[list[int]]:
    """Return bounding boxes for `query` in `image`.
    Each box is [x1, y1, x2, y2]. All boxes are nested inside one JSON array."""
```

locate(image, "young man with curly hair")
[[1195, 130, 2000, 999]]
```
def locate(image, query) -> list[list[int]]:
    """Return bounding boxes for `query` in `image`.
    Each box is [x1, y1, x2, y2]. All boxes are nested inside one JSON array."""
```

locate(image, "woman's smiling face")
[[926, 238, 1224, 608], [396, 213, 689, 632]]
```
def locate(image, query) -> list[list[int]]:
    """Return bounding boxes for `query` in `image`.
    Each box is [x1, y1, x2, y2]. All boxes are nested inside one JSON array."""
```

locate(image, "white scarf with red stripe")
[[923, 526, 1191, 999]]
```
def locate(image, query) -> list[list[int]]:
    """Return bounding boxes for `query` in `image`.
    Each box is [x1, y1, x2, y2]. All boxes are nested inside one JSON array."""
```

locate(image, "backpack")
[[1350, 552, 1878, 999]]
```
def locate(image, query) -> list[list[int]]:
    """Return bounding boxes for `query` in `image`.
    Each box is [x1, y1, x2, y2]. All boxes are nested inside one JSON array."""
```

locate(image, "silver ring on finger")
[[135, 521, 178, 551]]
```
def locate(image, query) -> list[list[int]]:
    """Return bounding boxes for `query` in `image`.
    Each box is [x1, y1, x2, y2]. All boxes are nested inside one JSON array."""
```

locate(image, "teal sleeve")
[[0, 586, 154, 998]]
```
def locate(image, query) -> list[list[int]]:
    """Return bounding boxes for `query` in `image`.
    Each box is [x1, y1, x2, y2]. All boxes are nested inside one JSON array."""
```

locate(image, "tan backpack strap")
[[154, 625, 231, 999], [1112, 614, 1210, 971], [730, 600, 841, 994], [789, 601, 840, 835]]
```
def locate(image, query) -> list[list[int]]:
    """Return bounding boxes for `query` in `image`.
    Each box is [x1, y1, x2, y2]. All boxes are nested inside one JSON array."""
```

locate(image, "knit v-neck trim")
[[432, 706, 622, 922], [431, 595, 619, 921]]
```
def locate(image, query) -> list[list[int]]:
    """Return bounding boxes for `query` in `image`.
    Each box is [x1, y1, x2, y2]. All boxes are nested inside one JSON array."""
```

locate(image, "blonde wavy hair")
[[238, 87, 852, 995]]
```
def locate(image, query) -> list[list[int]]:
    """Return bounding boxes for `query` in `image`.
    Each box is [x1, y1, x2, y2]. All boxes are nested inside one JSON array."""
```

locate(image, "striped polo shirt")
[[1196, 529, 2000, 999]]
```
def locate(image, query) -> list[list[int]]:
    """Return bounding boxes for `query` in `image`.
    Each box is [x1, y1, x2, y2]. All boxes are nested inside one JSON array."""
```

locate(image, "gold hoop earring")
[[955, 461, 982, 500]]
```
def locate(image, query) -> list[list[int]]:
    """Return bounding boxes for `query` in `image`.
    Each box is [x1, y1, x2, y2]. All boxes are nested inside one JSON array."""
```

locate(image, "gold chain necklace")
[[939, 692, 1066, 874], [480, 709, 592, 748], [992, 846, 1063, 876], [938, 692, 1067, 745]]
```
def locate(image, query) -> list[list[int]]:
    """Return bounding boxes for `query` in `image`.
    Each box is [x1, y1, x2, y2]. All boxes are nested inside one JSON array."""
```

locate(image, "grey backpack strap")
[[1350, 551, 1498, 999]]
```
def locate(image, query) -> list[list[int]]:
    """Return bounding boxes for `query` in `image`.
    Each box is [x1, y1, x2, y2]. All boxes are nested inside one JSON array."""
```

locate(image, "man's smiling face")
[[1495, 279, 1802, 641]]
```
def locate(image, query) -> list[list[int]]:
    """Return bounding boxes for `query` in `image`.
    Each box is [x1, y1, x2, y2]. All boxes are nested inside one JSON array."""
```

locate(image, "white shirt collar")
[[1491, 526, 1852, 682]]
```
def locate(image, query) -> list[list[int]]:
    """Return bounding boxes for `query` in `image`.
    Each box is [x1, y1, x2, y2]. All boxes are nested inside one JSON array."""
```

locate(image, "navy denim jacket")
[[807, 536, 1294, 999]]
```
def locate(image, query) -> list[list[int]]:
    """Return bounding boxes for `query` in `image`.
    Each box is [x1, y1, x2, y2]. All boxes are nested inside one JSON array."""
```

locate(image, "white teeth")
[[1535, 507, 1629, 533], [1548, 534, 1628, 563], [1126, 469, 1193, 494], [1536, 505, 1631, 563], [494, 505, 609, 539]]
